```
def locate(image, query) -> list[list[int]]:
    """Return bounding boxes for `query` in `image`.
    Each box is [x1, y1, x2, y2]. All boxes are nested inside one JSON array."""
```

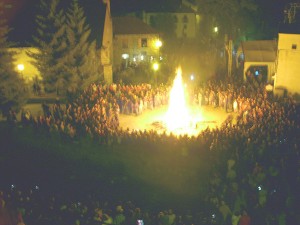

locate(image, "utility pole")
[[225, 35, 233, 77]]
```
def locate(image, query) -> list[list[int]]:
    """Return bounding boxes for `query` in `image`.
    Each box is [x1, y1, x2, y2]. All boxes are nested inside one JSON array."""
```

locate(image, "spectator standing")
[[168, 209, 176, 225], [0, 203, 14, 225], [102, 210, 113, 225], [219, 201, 231, 225], [158, 211, 169, 225], [231, 211, 241, 225], [113, 205, 125, 225], [239, 210, 250, 225]]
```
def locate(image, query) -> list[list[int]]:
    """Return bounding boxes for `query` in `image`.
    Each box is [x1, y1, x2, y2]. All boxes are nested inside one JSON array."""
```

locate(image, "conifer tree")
[[64, 0, 101, 93], [29, 0, 67, 95], [0, 2, 28, 117]]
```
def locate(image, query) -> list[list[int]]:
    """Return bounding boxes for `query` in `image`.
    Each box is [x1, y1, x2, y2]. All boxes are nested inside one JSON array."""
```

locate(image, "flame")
[[165, 67, 191, 132]]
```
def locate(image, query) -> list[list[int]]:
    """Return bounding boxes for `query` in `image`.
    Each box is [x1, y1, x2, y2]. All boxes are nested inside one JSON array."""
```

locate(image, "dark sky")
[[5, 0, 107, 45], [3, 0, 295, 45]]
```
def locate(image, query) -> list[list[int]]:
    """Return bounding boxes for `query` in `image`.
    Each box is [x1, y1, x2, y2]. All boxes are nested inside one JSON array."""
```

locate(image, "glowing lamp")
[[190, 74, 195, 81], [17, 64, 25, 71], [214, 26, 218, 33], [122, 54, 129, 59], [153, 63, 159, 71], [155, 39, 162, 48]]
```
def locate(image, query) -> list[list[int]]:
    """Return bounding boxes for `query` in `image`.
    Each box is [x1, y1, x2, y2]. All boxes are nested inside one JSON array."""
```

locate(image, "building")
[[238, 40, 277, 83], [101, 0, 113, 84], [275, 25, 300, 95], [112, 16, 162, 69], [141, 5, 199, 39]]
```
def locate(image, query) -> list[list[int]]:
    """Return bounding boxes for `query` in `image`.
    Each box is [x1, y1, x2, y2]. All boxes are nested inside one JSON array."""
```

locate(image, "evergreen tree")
[[0, 2, 28, 117], [29, 0, 67, 95], [64, 0, 101, 93]]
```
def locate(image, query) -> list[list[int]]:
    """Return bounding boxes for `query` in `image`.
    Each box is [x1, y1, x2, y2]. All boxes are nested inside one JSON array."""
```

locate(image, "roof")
[[241, 40, 278, 62], [146, 5, 195, 13], [112, 16, 160, 35]]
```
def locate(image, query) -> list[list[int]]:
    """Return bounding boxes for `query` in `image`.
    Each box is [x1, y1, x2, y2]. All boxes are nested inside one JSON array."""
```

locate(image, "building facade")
[[112, 16, 161, 69], [142, 7, 199, 39], [275, 32, 300, 95]]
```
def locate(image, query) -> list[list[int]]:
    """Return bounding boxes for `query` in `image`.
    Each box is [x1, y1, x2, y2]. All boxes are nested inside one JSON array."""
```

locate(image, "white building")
[[275, 26, 300, 95]]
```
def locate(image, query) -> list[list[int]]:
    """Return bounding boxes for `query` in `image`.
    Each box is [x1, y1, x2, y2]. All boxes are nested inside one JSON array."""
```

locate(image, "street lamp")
[[152, 62, 159, 85], [155, 39, 162, 49], [17, 64, 25, 79], [17, 64, 25, 72], [154, 39, 162, 62], [214, 26, 218, 33], [153, 62, 159, 71]]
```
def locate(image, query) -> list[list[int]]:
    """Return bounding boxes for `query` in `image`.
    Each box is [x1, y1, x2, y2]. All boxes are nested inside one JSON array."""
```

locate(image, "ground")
[[119, 105, 231, 135]]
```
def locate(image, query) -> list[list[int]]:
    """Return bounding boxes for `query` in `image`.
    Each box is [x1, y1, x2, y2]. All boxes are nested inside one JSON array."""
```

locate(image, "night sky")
[[3, 0, 295, 45]]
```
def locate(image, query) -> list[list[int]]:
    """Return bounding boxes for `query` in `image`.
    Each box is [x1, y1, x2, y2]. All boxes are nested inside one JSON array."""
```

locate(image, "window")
[[292, 44, 297, 50], [182, 25, 187, 37], [173, 15, 178, 23], [141, 38, 148, 47], [150, 15, 156, 26], [183, 15, 188, 23], [122, 39, 128, 49]]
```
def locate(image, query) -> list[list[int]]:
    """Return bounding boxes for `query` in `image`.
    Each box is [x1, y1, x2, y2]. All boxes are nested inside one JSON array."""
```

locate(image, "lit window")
[[141, 38, 148, 47], [122, 54, 129, 59], [133, 54, 137, 62], [292, 44, 297, 50], [183, 15, 188, 23]]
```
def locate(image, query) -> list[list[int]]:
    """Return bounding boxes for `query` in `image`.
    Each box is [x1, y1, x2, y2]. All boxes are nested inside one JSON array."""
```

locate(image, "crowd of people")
[[2, 74, 300, 225], [19, 83, 170, 142], [0, 188, 190, 225]]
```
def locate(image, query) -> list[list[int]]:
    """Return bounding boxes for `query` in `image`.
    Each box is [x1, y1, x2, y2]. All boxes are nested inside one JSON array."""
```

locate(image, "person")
[[113, 205, 125, 225], [168, 209, 176, 225], [158, 211, 169, 225], [93, 208, 104, 224], [102, 210, 113, 225], [239, 210, 250, 225], [0, 202, 14, 225], [219, 201, 231, 225], [17, 211, 25, 225], [231, 211, 241, 225]]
